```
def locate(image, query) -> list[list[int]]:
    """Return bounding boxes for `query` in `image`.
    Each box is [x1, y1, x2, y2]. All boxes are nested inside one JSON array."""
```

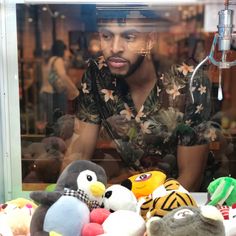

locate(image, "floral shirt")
[[76, 56, 216, 176]]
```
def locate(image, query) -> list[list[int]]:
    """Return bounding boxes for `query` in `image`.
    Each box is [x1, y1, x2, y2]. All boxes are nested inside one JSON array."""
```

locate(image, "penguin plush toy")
[[30, 160, 107, 236]]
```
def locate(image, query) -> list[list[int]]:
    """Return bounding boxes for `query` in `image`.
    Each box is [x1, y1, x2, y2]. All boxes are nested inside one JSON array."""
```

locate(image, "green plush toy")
[[207, 176, 236, 206]]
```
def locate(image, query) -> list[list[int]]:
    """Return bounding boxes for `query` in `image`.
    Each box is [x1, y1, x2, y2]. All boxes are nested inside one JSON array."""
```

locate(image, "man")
[[64, 7, 213, 192]]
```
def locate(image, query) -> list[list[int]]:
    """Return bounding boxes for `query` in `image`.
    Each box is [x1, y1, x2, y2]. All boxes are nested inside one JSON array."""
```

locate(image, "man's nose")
[[111, 36, 124, 54]]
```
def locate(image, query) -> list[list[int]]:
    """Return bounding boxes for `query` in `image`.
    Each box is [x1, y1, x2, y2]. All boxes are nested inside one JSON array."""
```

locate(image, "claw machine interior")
[[1, 0, 236, 201]]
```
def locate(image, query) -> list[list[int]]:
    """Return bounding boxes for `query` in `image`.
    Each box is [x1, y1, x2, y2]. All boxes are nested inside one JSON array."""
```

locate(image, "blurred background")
[[16, 3, 236, 188]]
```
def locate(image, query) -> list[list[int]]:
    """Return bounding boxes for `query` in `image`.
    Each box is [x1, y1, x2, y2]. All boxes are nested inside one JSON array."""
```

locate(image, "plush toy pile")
[[3, 161, 235, 236]]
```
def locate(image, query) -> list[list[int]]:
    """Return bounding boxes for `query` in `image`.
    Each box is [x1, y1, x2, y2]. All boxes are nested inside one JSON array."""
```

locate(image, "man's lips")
[[107, 57, 128, 68]]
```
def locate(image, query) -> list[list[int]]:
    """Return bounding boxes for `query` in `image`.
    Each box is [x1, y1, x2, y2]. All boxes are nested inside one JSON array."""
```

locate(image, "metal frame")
[[0, 0, 25, 201]]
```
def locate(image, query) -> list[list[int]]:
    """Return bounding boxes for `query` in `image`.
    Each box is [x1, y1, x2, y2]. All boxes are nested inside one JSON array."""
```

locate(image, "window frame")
[[0, 0, 23, 201]]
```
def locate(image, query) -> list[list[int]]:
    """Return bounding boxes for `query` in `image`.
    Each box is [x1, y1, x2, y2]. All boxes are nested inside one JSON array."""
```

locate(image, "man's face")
[[99, 20, 152, 78]]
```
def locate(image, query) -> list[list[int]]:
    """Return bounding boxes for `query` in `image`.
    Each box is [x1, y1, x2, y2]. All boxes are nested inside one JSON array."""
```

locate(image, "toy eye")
[[135, 173, 152, 182], [174, 209, 194, 219], [87, 175, 93, 181], [105, 190, 112, 199], [1, 204, 7, 209], [77, 170, 97, 185]]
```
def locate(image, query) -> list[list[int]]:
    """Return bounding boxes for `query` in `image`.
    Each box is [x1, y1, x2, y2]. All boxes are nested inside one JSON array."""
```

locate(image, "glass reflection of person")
[[64, 8, 213, 192], [40, 40, 79, 124]]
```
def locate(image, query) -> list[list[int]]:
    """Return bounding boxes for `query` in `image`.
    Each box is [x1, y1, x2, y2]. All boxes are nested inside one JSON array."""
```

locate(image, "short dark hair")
[[96, 5, 158, 20], [51, 40, 66, 57], [96, 5, 171, 31]]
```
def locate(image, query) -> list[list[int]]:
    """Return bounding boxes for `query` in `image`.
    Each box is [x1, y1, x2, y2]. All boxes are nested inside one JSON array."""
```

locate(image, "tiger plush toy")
[[139, 179, 197, 220]]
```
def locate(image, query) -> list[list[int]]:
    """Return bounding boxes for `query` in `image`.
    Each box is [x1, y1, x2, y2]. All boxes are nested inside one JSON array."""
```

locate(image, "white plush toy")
[[218, 203, 236, 236], [0, 215, 13, 236], [103, 184, 137, 212], [0, 199, 37, 236], [101, 210, 146, 236]]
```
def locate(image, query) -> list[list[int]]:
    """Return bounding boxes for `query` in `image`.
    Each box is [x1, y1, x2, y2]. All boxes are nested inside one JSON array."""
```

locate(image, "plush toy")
[[103, 184, 137, 212], [0, 198, 37, 236], [207, 176, 236, 206], [49, 231, 62, 236], [90, 208, 111, 225], [218, 203, 236, 236], [139, 179, 197, 219], [82, 222, 105, 236], [6, 197, 38, 209], [101, 210, 146, 236], [0, 217, 13, 236], [121, 170, 167, 199], [22, 138, 65, 183], [145, 205, 225, 236], [30, 160, 107, 236], [81, 208, 111, 236], [82, 208, 145, 236], [82, 184, 138, 236]]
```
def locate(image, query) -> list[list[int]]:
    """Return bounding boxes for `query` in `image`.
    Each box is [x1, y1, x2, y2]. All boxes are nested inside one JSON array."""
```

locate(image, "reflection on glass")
[[17, 4, 235, 191]]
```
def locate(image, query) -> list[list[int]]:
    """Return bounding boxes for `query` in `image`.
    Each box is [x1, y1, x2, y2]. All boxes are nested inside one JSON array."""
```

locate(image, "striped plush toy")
[[139, 179, 197, 219]]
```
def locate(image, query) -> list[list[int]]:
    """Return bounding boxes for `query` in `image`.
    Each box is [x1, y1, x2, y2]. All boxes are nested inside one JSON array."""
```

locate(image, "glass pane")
[[16, 3, 236, 192]]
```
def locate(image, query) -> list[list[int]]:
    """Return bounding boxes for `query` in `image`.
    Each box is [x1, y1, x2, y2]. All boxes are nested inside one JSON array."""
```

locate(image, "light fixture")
[[24, 0, 201, 4], [27, 17, 33, 22], [42, 6, 47, 11]]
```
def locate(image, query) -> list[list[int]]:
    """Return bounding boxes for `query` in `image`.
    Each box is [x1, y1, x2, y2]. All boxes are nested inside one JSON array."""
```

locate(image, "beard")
[[109, 54, 145, 79]]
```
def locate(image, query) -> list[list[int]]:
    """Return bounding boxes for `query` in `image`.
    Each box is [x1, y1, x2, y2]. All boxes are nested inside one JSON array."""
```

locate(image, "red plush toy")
[[82, 208, 111, 236]]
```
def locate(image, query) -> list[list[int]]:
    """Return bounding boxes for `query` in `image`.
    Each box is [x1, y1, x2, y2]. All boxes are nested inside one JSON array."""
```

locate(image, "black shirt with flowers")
[[76, 56, 215, 176]]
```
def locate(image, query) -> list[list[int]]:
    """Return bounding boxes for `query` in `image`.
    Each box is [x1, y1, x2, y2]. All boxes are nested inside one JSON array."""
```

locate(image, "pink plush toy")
[[82, 207, 146, 236], [82, 208, 111, 236], [82, 223, 104, 236]]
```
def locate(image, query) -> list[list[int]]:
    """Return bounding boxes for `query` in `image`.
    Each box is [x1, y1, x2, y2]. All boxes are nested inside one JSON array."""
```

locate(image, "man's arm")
[[177, 144, 209, 192], [176, 65, 212, 192], [61, 120, 100, 171]]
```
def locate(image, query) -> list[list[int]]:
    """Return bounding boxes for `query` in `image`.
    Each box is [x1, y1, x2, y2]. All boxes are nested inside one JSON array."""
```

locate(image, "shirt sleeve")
[[76, 63, 102, 125], [176, 68, 212, 146]]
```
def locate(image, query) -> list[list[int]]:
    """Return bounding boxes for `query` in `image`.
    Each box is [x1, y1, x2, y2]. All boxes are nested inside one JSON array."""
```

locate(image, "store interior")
[[16, 3, 236, 190]]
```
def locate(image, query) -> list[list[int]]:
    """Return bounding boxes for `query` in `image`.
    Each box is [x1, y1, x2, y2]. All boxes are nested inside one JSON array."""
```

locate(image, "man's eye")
[[101, 33, 112, 41], [125, 34, 136, 41]]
